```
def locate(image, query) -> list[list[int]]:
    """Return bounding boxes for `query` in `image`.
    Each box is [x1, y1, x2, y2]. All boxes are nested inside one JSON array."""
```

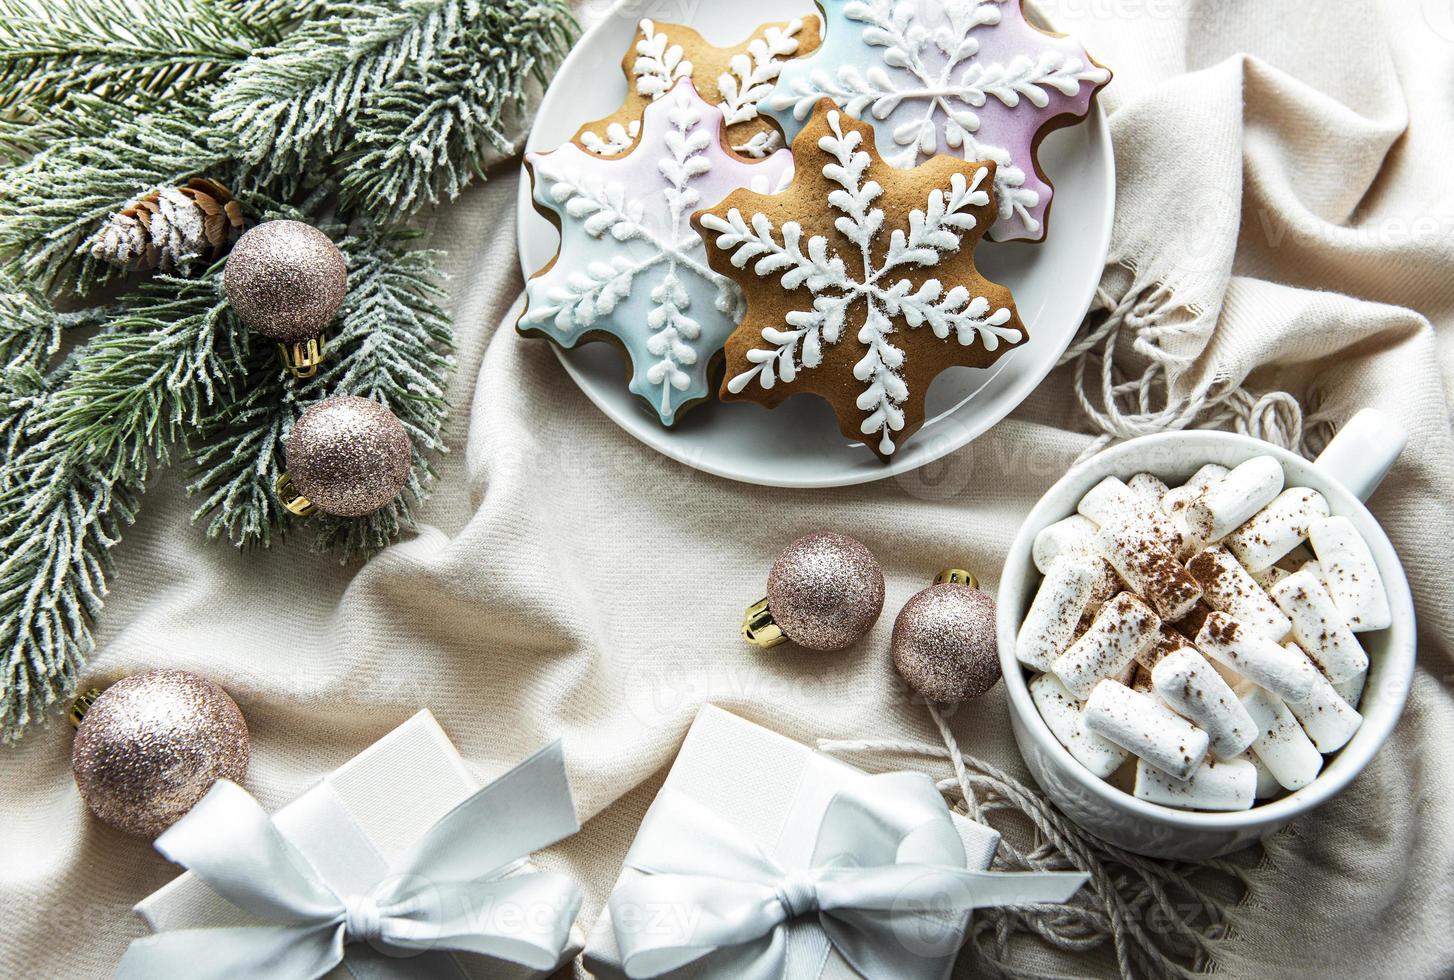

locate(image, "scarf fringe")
[[1062, 262, 1305, 463]]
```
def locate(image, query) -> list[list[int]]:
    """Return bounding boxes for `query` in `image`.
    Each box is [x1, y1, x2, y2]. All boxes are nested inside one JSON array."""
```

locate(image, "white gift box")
[[134, 710, 584, 980], [584, 705, 1003, 980]]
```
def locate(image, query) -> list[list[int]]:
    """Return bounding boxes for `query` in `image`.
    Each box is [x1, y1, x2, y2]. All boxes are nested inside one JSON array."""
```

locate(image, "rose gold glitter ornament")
[[223, 219, 347, 379], [891, 569, 1001, 704], [70, 670, 250, 839], [743, 532, 885, 651], [277, 395, 412, 518]]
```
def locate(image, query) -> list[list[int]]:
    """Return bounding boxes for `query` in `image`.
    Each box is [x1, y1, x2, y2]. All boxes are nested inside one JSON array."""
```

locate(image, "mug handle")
[[1311, 408, 1407, 503]]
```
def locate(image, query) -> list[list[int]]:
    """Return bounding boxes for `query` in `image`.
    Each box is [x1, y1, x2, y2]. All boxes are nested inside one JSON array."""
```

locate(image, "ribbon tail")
[[818, 865, 1089, 980], [398, 740, 580, 884], [153, 780, 345, 924], [117, 922, 343, 980], [949, 868, 1089, 908]]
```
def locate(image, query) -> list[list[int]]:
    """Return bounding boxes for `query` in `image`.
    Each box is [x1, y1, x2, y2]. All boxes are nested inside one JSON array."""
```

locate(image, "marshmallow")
[[1133, 756, 1256, 812], [1185, 456, 1285, 542], [1185, 545, 1292, 643], [1136, 622, 1195, 672], [1095, 521, 1202, 621], [1130, 662, 1154, 693], [1270, 571, 1369, 683], [1084, 680, 1210, 780], [1033, 515, 1099, 574], [1078, 476, 1137, 526], [1251, 564, 1292, 593], [1151, 648, 1258, 760], [1078, 476, 1183, 554], [1052, 592, 1162, 699], [1281, 643, 1362, 752], [1225, 487, 1330, 572], [1162, 465, 1229, 560], [1128, 472, 1170, 505], [1195, 612, 1318, 702], [1160, 464, 1230, 517], [1030, 673, 1130, 779], [1016, 554, 1107, 671], [1242, 751, 1282, 799], [1308, 516, 1391, 632], [1241, 686, 1323, 791], [1085, 561, 1122, 611], [1333, 669, 1367, 708]]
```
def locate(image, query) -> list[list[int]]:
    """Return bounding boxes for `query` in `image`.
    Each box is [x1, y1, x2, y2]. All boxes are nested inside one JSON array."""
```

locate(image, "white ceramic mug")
[[995, 410, 1416, 860]]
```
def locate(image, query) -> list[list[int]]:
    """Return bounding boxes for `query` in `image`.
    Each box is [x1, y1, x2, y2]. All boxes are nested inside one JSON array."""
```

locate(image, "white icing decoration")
[[701, 110, 1021, 455], [633, 19, 693, 100], [525, 83, 793, 424], [767, 0, 1109, 237], [581, 18, 805, 159], [580, 120, 640, 155]]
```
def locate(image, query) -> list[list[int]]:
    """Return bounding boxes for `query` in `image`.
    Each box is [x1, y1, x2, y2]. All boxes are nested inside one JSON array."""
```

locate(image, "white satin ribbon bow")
[[118, 740, 584, 980], [609, 771, 1087, 980]]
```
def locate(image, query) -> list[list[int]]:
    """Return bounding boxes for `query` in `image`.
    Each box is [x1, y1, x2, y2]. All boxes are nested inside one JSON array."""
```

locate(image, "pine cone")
[[89, 178, 246, 272]]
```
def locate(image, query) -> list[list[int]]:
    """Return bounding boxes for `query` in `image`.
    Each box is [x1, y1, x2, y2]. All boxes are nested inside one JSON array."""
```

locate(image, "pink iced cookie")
[[765, 0, 1110, 242]]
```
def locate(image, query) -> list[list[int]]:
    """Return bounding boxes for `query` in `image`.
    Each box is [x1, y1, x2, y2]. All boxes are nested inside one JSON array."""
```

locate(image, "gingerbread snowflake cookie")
[[520, 80, 794, 426], [763, 0, 1110, 242], [694, 101, 1025, 459], [573, 16, 822, 159]]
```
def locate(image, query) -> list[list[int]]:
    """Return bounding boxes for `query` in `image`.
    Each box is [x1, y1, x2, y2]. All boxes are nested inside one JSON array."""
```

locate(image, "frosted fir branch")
[[299, 231, 453, 558], [0, 420, 140, 743], [215, 0, 576, 223], [340, 0, 576, 220], [0, 94, 224, 295], [185, 337, 293, 551], [0, 334, 142, 743], [49, 262, 237, 477], [0, 0, 257, 118]]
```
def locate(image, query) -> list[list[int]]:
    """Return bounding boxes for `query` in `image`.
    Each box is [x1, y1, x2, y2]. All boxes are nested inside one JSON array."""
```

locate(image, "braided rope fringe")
[[820, 705, 1251, 980], [1061, 272, 1305, 463]]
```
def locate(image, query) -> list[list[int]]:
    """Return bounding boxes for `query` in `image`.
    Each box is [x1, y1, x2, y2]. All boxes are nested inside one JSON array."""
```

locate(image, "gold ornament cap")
[[935, 569, 978, 587], [278, 335, 326, 380], [742, 597, 788, 648], [275, 473, 318, 517], [68, 688, 103, 728]]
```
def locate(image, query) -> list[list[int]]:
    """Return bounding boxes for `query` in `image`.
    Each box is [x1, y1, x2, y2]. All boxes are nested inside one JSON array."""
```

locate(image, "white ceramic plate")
[[517, 0, 1115, 488]]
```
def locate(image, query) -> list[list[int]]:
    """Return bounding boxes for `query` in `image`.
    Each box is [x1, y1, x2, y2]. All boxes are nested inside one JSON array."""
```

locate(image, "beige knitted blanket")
[[2, 0, 1451, 976]]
